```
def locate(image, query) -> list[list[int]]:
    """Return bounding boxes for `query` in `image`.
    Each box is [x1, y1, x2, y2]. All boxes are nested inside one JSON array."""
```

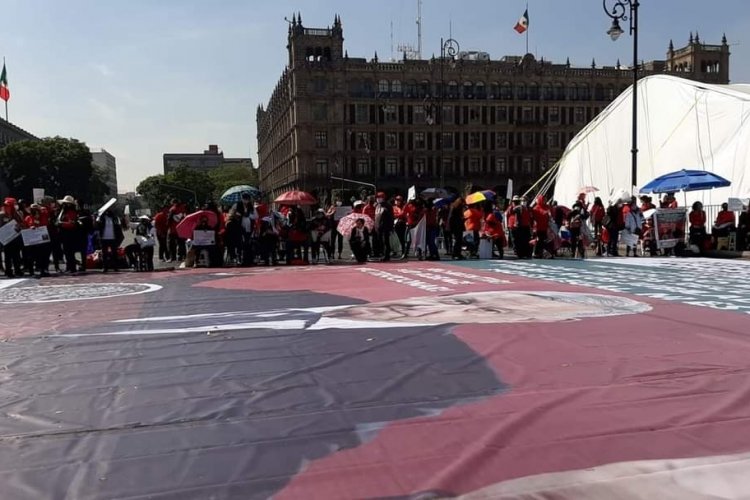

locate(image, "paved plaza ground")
[[1, 257, 749, 499]]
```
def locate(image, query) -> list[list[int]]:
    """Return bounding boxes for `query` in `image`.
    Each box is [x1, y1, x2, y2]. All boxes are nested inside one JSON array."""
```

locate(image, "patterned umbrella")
[[465, 191, 488, 205], [220, 185, 261, 205], [274, 190, 317, 206], [336, 213, 374, 237], [420, 187, 450, 200]]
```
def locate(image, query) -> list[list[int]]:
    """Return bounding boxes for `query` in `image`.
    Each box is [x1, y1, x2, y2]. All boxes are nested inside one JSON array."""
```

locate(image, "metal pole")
[[440, 38, 444, 187], [631, 1, 639, 190]]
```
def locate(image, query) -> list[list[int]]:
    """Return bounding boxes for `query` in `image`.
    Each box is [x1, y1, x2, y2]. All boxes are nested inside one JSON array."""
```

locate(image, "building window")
[[385, 158, 399, 176], [528, 83, 540, 100], [516, 83, 527, 100], [523, 132, 535, 146], [312, 78, 327, 93], [468, 106, 481, 123], [549, 106, 561, 123], [469, 132, 481, 149], [574, 106, 586, 124], [391, 80, 403, 96], [475, 81, 486, 99], [580, 83, 590, 100], [547, 132, 560, 149], [442, 158, 454, 175], [522, 106, 534, 123], [383, 105, 398, 123], [315, 159, 328, 176], [463, 81, 474, 99], [355, 104, 369, 124], [312, 103, 328, 121], [496, 106, 508, 123], [314, 131, 328, 148], [569, 83, 579, 101], [542, 83, 553, 100], [447, 81, 459, 99], [413, 105, 427, 125], [500, 82, 513, 100], [356, 132, 370, 151], [356, 159, 369, 176], [385, 132, 398, 149], [415, 158, 427, 176], [496, 132, 508, 149], [496, 157, 507, 174], [378, 79, 390, 95], [419, 80, 432, 98], [442, 106, 454, 124], [468, 157, 482, 174], [442, 132, 454, 150], [414, 132, 426, 149], [522, 157, 534, 174]]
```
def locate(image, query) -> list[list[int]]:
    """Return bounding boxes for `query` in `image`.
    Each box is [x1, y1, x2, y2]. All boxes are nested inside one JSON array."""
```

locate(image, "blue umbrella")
[[220, 185, 261, 205], [433, 196, 456, 209], [639, 169, 731, 194]]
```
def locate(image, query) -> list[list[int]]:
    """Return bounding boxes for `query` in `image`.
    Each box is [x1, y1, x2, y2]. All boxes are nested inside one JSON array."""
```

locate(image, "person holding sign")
[[23, 204, 51, 277], [1, 197, 23, 278]]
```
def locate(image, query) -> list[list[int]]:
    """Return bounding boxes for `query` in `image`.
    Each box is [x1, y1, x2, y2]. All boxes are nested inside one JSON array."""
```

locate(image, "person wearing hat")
[[56, 195, 81, 273], [97, 207, 125, 272], [1, 197, 24, 278]]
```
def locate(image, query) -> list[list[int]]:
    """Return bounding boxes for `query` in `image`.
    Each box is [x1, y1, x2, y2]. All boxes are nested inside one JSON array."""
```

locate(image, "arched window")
[[463, 81, 474, 99], [348, 79, 362, 97], [516, 83, 527, 100], [554, 82, 565, 100], [419, 80, 431, 98], [490, 82, 500, 99], [405, 80, 418, 98], [391, 80, 402, 96], [378, 79, 390, 95], [448, 81, 459, 99], [528, 82, 539, 100], [500, 81, 513, 100], [594, 83, 605, 100], [475, 81, 486, 99], [542, 83, 553, 100], [362, 80, 375, 98], [606, 84, 615, 100], [568, 83, 578, 101], [579, 83, 590, 100]]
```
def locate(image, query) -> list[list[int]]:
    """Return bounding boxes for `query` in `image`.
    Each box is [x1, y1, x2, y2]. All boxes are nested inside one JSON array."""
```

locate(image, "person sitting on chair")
[[125, 216, 155, 271], [712, 203, 736, 239]]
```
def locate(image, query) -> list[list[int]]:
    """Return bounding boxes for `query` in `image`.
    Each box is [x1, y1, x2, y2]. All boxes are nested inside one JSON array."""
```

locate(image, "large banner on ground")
[[653, 208, 687, 249]]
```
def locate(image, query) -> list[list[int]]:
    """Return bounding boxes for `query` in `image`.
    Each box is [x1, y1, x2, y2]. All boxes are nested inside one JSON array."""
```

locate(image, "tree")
[[135, 167, 215, 211], [0, 137, 108, 204], [208, 164, 259, 202]]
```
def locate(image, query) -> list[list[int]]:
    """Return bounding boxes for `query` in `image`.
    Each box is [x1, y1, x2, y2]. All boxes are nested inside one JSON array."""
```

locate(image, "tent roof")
[[553, 75, 750, 206]]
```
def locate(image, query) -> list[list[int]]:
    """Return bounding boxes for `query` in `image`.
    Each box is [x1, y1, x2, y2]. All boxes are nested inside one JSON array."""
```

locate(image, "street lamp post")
[[603, 0, 639, 189], [440, 37, 460, 188]]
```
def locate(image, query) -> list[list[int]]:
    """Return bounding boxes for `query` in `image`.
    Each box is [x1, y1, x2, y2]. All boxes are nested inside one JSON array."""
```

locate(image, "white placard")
[[727, 198, 745, 211], [21, 226, 51, 246], [407, 185, 417, 201], [192, 229, 216, 246], [0, 222, 21, 246], [32, 188, 45, 204], [334, 206, 352, 221], [97, 198, 117, 216]]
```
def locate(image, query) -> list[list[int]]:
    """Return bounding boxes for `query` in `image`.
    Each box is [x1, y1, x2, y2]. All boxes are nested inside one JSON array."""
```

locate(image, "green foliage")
[[136, 167, 216, 211], [0, 137, 107, 204], [208, 164, 259, 201]]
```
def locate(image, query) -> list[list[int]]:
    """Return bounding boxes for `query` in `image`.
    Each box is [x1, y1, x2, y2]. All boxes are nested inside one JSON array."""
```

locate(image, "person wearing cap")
[[1, 197, 24, 278], [352, 200, 364, 214], [56, 195, 81, 273], [97, 208, 125, 272]]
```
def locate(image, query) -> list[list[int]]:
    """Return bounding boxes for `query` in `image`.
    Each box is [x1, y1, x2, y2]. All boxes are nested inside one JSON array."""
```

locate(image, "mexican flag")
[[0, 62, 9, 102], [514, 9, 529, 34]]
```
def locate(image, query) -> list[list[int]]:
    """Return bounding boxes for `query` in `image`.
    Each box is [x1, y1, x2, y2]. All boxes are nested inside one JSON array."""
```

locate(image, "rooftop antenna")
[[390, 20, 395, 61]]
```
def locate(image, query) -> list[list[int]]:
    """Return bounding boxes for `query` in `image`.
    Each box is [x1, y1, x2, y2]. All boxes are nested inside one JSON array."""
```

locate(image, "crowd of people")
[[2, 188, 749, 278]]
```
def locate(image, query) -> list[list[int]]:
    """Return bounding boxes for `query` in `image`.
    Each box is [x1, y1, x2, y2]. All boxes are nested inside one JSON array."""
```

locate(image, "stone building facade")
[[256, 14, 730, 199]]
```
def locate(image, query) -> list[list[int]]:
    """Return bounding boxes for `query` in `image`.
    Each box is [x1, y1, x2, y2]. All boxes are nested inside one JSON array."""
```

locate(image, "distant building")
[[91, 148, 118, 197], [0, 117, 37, 149], [256, 14, 731, 198], [163, 144, 254, 175]]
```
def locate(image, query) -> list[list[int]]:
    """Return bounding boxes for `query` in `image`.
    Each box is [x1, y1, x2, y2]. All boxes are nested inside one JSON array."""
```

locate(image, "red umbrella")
[[274, 190, 317, 206], [175, 210, 218, 240]]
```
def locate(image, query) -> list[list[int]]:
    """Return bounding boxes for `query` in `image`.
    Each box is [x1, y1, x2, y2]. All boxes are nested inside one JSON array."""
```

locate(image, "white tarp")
[[553, 75, 750, 206]]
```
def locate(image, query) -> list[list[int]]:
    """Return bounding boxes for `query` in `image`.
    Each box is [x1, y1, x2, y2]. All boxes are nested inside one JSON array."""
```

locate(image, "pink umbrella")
[[175, 210, 218, 240], [579, 186, 600, 194], [274, 190, 317, 206], [336, 213, 374, 237]]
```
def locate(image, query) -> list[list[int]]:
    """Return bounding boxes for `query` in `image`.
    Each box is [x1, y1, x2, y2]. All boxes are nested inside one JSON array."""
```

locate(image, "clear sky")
[[3, 0, 748, 192]]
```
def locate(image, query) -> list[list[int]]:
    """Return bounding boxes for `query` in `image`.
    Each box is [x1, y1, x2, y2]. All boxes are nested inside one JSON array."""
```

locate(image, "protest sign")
[[653, 208, 687, 249], [192, 230, 216, 246], [21, 227, 50, 246], [32, 189, 45, 204], [0, 222, 20, 246]]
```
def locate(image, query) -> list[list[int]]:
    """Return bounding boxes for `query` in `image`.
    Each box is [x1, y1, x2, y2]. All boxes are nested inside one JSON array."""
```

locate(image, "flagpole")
[[525, 3, 529, 54], [2, 57, 6, 122]]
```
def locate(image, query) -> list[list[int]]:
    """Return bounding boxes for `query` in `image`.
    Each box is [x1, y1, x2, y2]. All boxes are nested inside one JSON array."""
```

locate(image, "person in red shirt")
[[352, 200, 364, 214], [532, 195, 551, 258], [482, 212, 506, 259], [463, 204, 483, 257], [712, 202, 736, 239], [56, 195, 80, 273], [688, 201, 708, 250], [153, 207, 170, 261], [1, 197, 24, 277], [24, 204, 51, 277], [362, 196, 376, 220], [589, 197, 606, 256], [392, 195, 407, 255], [424, 200, 440, 260]]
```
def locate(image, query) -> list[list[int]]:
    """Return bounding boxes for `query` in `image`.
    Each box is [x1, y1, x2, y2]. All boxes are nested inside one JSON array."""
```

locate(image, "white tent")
[[553, 75, 750, 206]]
